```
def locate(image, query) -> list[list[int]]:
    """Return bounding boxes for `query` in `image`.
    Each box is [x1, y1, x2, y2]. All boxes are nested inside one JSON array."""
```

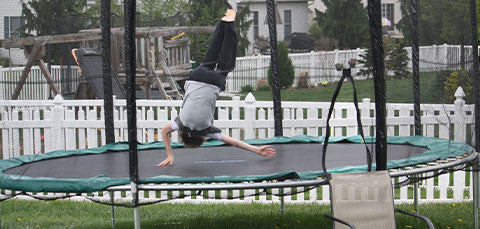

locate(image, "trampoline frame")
[[100, 152, 479, 227]]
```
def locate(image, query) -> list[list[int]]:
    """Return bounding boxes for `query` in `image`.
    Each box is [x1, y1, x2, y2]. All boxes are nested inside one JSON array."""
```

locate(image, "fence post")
[[0, 66, 3, 100], [334, 49, 341, 78], [453, 87, 466, 143], [51, 94, 65, 151], [244, 93, 256, 140], [256, 56, 263, 82], [309, 51, 315, 84], [442, 43, 448, 69], [361, 98, 371, 136]]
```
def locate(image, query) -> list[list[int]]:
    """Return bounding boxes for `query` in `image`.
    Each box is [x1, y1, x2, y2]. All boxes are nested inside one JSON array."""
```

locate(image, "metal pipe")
[[413, 174, 418, 213], [132, 182, 141, 229], [474, 162, 479, 229], [280, 194, 285, 216], [107, 179, 328, 192], [110, 191, 115, 228]]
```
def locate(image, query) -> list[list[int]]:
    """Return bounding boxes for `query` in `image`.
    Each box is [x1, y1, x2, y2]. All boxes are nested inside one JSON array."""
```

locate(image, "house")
[[235, 0, 311, 54], [309, 0, 403, 38], [0, 0, 27, 65]]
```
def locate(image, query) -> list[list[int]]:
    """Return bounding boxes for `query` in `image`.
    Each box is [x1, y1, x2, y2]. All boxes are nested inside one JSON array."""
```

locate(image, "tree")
[[357, 48, 373, 79], [187, 0, 230, 64], [21, 0, 87, 65], [84, 0, 124, 28], [386, 41, 410, 79], [398, 0, 471, 47], [137, 0, 188, 27], [236, 4, 252, 57], [267, 42, 295, 89], [21, 0, 87, 36], [358, 36, 409, 79], [312, 0, 369, 49]]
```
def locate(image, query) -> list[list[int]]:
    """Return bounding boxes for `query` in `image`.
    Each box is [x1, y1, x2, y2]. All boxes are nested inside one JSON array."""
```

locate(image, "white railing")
[[0, 87, 475, 204], [0, 65, 81, 100]]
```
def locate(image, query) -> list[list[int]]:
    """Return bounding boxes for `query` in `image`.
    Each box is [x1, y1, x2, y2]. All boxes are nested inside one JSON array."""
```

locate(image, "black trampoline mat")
[[5, 143, 427, 179]]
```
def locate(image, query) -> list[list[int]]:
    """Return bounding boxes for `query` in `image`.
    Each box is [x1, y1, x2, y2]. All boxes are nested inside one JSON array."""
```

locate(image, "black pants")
[[188, 21, 238, 91]]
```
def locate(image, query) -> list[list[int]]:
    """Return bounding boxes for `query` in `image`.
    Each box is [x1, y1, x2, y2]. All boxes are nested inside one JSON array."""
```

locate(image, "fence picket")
[[87, 109, 97, 148], [22, 109, 31, 155], [33, 109, 41, 154]]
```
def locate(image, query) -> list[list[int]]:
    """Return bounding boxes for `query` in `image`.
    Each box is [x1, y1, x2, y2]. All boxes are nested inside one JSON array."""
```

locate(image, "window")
[[4, 16, 25, 39], [253, 11, 259, 39], [284, 10, 292, 38], [381, 4, 394, 31]]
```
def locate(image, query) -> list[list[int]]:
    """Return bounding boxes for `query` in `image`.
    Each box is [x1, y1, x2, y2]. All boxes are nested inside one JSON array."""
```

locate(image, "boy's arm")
[[157, 122, 175, 166], [220, 134, 276, 158]]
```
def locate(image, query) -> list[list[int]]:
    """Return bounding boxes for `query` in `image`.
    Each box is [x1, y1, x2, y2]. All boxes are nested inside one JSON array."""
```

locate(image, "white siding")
[[0, 0, 27, 65], [238, 1, 310, 54], [309, 0, 403, 38]]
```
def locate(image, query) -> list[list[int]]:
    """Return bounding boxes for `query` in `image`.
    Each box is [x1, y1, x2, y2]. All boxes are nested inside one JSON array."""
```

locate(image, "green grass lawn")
[[246, 72, 443, 103], [1, 199, 475, 228]]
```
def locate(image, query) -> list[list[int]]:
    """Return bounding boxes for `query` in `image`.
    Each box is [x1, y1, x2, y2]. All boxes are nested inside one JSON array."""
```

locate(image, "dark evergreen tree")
[[21, 0, 87, 36], [357, 47, 373, 79], [312, 0, 369, 49], [398, 0, 472, 47], [21, 0, 87, 65], [188, 0, 230, 64], [267, 42, 295, 89], [386, 41, 410, 79], [236, 4, 252, 57]]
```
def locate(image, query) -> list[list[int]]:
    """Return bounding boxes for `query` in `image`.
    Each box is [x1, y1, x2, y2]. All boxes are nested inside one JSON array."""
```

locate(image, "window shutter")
[[4, 17, 9, 39]]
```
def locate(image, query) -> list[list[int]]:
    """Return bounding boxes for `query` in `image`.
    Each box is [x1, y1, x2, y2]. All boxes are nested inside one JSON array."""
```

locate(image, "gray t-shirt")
[[178, 80, 221, 131]]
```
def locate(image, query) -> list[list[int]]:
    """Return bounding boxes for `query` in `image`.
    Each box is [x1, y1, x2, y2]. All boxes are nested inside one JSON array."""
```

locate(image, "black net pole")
[[124, 0, 139, 207], [266, 0, 283, 136], [470, 0, 480, 151], [102, 0, 115, 144], [410, 0, 421, 136], [470, 2, 480, 227], [367, 0, 387, 170]]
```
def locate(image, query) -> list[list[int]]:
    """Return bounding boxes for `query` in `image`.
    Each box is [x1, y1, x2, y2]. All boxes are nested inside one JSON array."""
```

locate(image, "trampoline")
[[0, 135, 473, 193]]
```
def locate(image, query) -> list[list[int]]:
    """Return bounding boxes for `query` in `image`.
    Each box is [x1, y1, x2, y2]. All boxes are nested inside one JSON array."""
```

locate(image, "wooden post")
[[38, 59, 60, 96], [11, 40, 45, 99]]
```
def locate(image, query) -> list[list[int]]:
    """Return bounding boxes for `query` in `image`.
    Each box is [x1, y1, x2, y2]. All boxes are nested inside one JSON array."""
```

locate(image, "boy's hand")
[[157, 155, 174, 166], [256, 145, 276, 158]]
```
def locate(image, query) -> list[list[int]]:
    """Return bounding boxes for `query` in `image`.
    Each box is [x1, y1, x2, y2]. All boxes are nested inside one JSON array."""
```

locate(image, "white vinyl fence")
[[0, 65, 81, 100], [0, 87, 475, 204], [0, 44, 475, 99], [228, 43, 477, 92]]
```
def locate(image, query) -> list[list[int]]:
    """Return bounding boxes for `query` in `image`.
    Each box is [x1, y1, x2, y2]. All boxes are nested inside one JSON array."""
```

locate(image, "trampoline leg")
[[131, 182, 141, 229], [413, 174, 419, 213], [110, 191, 115, 228], [281, 196, 285, 216], [474, 163, 479, 229], [280, 188, 285, 216]]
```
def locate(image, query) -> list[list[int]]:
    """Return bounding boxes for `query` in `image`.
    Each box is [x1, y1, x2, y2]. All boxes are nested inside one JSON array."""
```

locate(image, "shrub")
[[256, 85, 271, 91], [240, 85, 254, 93], [256, 79, 268, 87], [356, 48, 373, 79], [433, 70, 453, 103], [297, 72, 310, 89], [267, 42, 295, 89], [444, 71, 473, 103], [0, 58, 10, 67], [385, 41, 409, 79]]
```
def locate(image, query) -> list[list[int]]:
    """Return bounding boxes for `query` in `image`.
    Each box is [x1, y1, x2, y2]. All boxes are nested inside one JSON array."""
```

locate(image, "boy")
[[157, 10, 276, 167]]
